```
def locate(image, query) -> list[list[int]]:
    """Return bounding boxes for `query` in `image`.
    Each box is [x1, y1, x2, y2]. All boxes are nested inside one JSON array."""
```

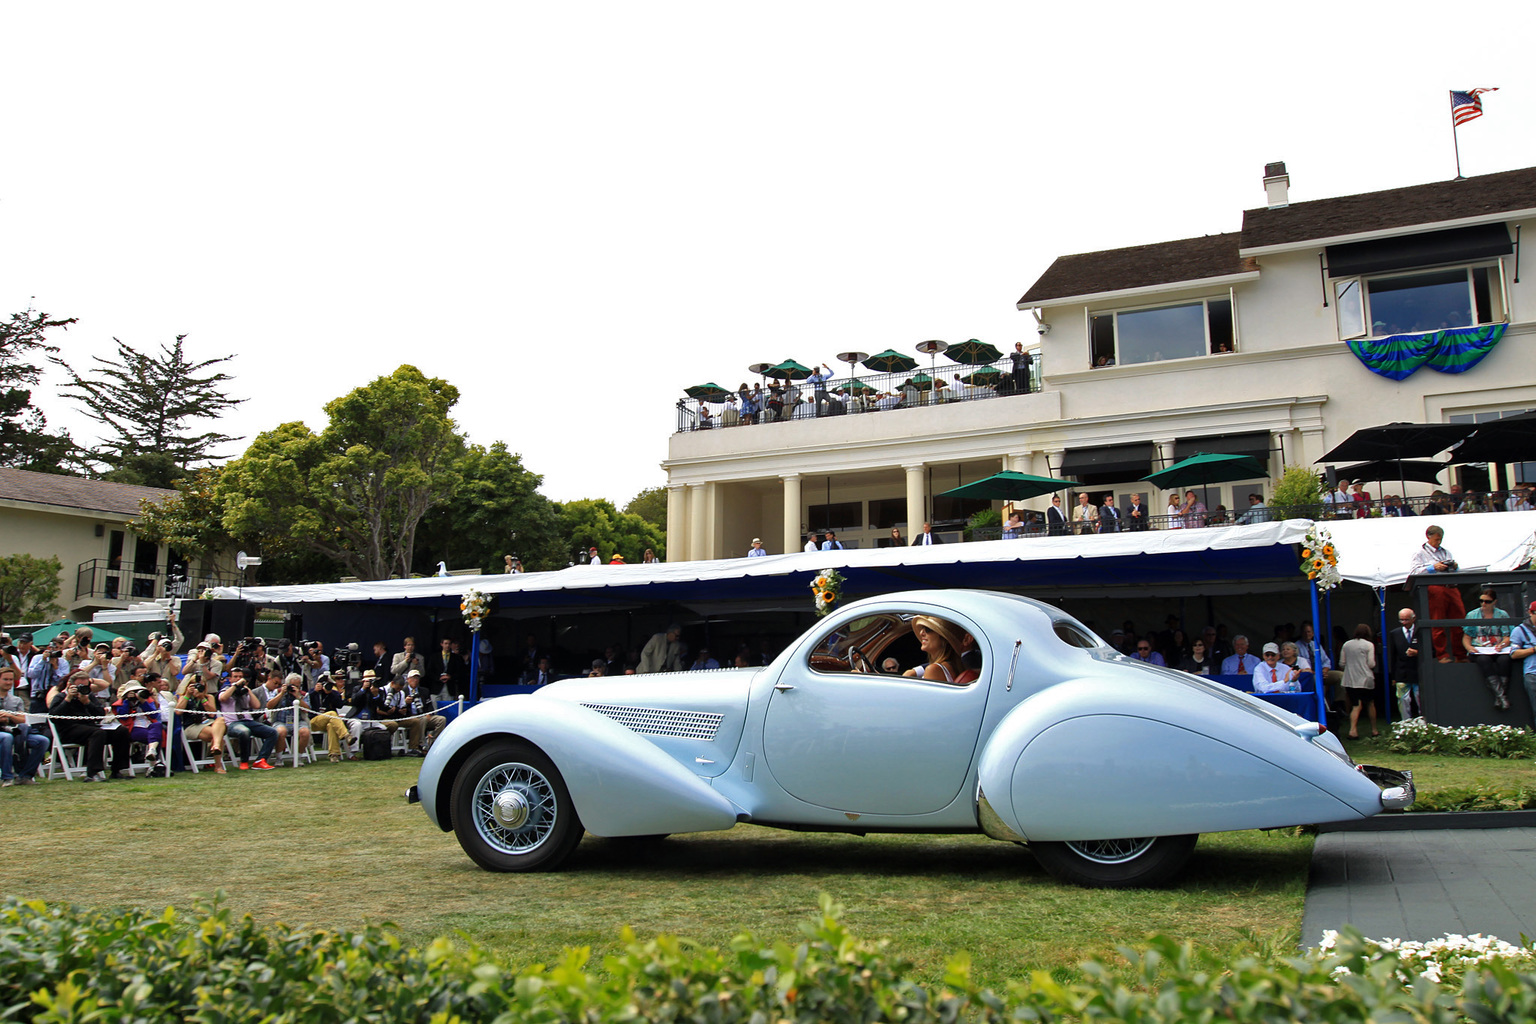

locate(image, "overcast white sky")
[[4, 2, 1533, 506]]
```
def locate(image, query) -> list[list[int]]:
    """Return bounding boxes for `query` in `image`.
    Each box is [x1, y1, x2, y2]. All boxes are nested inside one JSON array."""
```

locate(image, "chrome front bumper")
[[1358, 764, 1415, 811]]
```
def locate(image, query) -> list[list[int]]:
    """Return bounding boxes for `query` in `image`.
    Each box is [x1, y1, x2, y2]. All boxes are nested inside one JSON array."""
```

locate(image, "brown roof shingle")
[[1018, 232, 1248, 307], [0, 468, 176, 517], [1240, 165, 1536, 250]]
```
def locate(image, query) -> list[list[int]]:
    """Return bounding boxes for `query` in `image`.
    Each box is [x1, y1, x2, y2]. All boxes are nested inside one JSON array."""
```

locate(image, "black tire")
[[450, 740, 584, 872], [1029, 834, 1197, 888]]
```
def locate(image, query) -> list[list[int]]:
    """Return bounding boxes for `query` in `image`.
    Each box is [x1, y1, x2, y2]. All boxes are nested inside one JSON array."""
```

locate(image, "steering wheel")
[[848, 645, 875, 674]]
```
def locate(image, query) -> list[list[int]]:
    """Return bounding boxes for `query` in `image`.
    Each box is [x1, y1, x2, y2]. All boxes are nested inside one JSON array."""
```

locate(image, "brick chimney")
[[1263, 161, 1290, 209]]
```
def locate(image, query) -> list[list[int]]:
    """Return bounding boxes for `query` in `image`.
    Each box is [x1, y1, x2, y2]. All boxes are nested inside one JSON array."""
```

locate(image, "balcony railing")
[[74, 561, 243, 602], [675, 355, 1043, 433]]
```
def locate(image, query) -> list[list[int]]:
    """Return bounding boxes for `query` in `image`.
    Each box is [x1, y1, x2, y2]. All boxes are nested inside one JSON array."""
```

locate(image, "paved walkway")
[[1303, 824, 1536, 945]]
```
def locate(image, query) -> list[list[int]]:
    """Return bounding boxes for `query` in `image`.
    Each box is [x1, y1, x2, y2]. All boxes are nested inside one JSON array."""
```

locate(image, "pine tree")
[[54, 334, 245, 487], [0, 309, 79, 473]]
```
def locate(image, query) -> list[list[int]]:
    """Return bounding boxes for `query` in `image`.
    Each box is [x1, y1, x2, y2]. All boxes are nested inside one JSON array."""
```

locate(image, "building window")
[[1335, 264, 1507, 340], [1089, 297, 1234, 367], [808, 501, 862, 532]]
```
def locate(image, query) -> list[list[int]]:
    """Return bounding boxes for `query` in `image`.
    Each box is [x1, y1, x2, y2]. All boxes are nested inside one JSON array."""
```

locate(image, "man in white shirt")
[[804, 533, 821, 553], [911, 522, 942, 546], [1252, 643, 1300, 693]]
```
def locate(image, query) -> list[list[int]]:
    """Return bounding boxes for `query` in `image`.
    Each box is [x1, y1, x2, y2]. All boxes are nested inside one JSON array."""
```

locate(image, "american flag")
[[1451, 87, 1498, 127]]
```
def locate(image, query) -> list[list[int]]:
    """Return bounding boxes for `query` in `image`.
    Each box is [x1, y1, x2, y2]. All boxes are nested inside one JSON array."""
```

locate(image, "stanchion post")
[[292, 704, 301, 768]]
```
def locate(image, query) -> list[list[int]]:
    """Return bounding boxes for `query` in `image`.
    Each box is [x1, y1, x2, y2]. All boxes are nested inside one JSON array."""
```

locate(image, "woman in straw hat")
[[905, 616, 966, 683]]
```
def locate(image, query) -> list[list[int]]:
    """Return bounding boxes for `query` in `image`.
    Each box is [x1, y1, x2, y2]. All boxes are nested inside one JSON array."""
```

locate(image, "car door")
[[759, 611, 990, 816]]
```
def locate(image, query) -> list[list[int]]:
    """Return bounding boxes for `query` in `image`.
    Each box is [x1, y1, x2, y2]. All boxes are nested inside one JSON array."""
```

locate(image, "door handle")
[[773, 682, 795, 691]]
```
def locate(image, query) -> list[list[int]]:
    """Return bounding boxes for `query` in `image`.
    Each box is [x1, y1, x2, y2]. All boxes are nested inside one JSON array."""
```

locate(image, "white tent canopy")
[[208, 514, 1536, 608]]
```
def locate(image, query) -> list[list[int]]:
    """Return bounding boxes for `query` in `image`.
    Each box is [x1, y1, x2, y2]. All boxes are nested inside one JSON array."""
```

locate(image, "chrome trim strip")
[[976, 785, 1025, 843]]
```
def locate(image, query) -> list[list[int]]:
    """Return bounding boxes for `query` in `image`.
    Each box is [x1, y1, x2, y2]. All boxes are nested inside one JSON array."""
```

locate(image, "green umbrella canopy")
[[28, 620, 133, 645], [767, 359, 814, 380], [961, 366, 1002, 386], [902, 372, 935, 392], [684, 382, 731, 402], [1141, 452, 1268, 490], [946, 338, 1003, 364], [863, 349, 918, 373], [940, 471, 1079, 501], [841, 379, 877, 393]]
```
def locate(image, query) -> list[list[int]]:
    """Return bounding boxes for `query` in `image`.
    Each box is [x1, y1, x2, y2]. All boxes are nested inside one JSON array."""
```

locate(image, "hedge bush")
[[5, 894, 1536, 1023], [1388, 718, 1536, 759]]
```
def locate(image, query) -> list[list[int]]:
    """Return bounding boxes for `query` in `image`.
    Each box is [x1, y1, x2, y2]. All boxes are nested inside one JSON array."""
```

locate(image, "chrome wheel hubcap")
[[1063, 837, 1156, 864]]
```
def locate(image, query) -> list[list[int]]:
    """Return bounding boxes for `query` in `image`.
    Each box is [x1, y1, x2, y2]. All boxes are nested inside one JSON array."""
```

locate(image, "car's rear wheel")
[[451, 740, 583, 872], [1029, 834, 1197, 888]]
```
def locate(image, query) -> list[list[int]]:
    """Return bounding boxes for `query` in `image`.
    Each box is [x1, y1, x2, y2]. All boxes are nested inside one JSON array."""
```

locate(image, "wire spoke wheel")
[[1030, 834, 1197, 888], [1062, 837, 1157, 864], [471, 761, 558, 855]]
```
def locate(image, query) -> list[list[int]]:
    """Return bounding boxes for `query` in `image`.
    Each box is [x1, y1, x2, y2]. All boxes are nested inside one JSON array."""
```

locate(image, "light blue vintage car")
[[408, 590, 1412, 886]]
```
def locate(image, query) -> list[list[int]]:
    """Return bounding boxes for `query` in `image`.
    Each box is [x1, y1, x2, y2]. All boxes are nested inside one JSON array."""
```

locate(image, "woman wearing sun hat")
[[905, 616, 966, 684]]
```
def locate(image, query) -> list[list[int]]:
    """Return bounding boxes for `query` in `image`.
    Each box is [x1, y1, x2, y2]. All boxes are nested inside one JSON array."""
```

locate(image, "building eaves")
[[0, 467, 175, 518], [1018, 232, 1248, 308], [1239, 165, 1536, 251]]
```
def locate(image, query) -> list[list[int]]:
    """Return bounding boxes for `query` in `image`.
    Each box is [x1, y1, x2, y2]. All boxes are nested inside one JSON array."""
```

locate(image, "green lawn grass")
[[0, 741, 1522, 987]]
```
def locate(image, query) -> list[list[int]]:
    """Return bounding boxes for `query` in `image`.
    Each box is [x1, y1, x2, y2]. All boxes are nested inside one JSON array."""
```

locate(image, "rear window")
[[1052, 622, 1103, 649]]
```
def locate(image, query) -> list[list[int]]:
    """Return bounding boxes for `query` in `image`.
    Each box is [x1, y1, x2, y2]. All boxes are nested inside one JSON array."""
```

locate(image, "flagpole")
[[1450, 91, 1463, 179]]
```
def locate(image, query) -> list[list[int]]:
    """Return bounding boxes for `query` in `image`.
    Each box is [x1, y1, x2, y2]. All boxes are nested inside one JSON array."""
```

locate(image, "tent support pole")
[[1309, 580, 1326, 727], [1377, 586, 1391, 729]]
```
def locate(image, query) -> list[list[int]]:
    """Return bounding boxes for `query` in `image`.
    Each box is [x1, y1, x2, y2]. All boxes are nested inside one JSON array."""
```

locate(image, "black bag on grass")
[[361, 729, 393, 761]]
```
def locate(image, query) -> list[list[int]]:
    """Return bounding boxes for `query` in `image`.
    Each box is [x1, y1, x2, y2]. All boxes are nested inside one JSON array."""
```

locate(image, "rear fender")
[[976, 677, 1385, 841], [419, 696, 740, 837]]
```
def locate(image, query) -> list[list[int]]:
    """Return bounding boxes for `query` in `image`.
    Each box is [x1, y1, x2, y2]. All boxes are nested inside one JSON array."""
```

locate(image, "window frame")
[[1086, 293, 1236, 369], [1334, 257, 1509, 341]]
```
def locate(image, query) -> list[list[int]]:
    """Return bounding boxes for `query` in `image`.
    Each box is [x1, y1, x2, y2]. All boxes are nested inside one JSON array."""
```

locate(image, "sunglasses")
[[1480, 598, 1496, 604]]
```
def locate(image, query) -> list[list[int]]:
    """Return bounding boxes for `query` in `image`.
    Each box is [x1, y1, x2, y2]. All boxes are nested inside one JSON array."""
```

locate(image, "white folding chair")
[[46, 720, 87, 781]]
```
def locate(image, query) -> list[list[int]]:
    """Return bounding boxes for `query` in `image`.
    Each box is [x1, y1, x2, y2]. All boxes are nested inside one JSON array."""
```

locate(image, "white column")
[[665, 485, 686, 562], [904, 464, 926, 532], [781, 474, 802, 554], [687, 483, 708, 562]]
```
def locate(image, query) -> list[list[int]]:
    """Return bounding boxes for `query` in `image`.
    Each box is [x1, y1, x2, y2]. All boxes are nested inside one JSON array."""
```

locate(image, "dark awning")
[[1326, 223, 1512, 278], [1174, 431, 1271, 463], [1058, 442, 1155, 483]]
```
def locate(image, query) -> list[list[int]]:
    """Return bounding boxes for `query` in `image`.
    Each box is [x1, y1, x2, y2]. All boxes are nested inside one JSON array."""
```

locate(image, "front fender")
[[976, 675, 1385, 841], [418, 695, 741, 838]]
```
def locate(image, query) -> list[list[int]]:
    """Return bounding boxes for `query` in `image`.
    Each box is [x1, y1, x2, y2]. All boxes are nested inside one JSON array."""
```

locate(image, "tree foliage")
[[1271, 464, 1324, 516], [135, 467, 238, 575], [558, 498, 666, 565], [0, 310, 78, 474], [623, 485, 668, 530], [413, 442, 565, 574], [0, 553, 64, 624], [53, 334, 244, 487], [219, 366, 464, 581]]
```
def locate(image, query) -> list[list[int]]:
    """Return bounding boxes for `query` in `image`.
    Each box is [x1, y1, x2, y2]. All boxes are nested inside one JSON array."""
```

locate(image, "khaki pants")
[[310, 712, 352, 757], [384, 715, 447, 750]]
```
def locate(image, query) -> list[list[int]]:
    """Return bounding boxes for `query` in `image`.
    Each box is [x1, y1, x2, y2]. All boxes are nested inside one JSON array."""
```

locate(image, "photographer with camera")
[[48, 669, 132, 781], [307, 672, 355, 762], [177, 676, 227, 772], [141, 632, 182, 685], [219, 667, 278, 771], [112, 681, 167, 774], [26, 640, 70, 715], [389, 637, 424, 684], [179, 642, 221, 691], [229, 637, 269, 679], [298, 642, 330, 688], [264, 671, 313, 764], [402, 670, 447, 756], [0, 665, 47, 786], [83, 643, 118, 695]]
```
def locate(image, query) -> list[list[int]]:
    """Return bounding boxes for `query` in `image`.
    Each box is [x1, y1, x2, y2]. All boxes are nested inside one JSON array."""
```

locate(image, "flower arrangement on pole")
[[810, 568, 845, 617], [1300, 525, 1341, 591], [461, 587, 491, 633]]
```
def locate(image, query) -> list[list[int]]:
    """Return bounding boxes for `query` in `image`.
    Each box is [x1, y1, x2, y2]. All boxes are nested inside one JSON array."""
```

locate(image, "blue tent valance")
[[1346, 323, 1508, 381]]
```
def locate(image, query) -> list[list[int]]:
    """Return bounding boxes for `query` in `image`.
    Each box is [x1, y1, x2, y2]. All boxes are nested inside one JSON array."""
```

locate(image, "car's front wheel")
[[451, 740, 583, 872], [1029, 834, 1196, 888]]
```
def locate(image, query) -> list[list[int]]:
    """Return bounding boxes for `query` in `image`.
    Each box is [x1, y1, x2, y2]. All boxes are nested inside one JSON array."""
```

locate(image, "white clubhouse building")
[[663, 163, 1536, 560]]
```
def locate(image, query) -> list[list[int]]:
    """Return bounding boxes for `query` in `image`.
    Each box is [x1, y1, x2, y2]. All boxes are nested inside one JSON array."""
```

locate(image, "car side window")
[[807, 612, 982, 683]]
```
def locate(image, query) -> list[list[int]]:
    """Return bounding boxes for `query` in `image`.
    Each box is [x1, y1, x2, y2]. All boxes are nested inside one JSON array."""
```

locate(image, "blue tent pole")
[[468, 633, 479, 705], [1378, 587, 1392, 729], [1309, 578, 1326, 727]]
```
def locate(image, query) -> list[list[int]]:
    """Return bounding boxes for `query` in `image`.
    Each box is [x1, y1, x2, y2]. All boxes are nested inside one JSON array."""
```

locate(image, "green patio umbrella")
[[961, 366, 1002, 386], [841, 378, 877, 393], [940, 471, 1078, 501], [29, 620, 133, 644], [946, 338, 1003, 364], [767, 359, 814, 380], [902, 372, 935, 392], [1141, 452, 1268, 490], [863, 349, 918, 373], [684, 382, 731, 402]]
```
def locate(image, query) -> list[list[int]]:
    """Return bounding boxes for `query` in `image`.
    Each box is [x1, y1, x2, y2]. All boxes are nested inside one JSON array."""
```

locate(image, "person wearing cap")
[[1508, 602, 1536, 729], [111, 682, 167, 771], [83, 643, 117, 695], [637, 624, 685, 674], [402, 670, 447, 755], [308, 671, 356, 761], [0, 665, 47, 786], [1252, 643, 1299, 694], [142, 627, 184, 685], [747, 538, 768, 557], [903, 616, 967, 684], [588, 546, 601, 566]]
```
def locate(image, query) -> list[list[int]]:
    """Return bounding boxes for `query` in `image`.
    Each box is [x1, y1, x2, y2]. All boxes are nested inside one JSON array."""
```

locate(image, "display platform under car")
[[408, 590, 1413, 887]]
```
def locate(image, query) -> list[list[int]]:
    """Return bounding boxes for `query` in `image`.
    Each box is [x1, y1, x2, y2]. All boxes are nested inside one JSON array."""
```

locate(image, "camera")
[[188, 681, 206, 695], [230, 683, 249, 703], [159, 639, 173, 650], [123, 644, 137, 656], [71, 683, 92, 697]]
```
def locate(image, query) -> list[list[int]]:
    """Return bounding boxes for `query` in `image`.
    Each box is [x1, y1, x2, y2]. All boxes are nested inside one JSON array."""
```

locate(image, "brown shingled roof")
[[1240, 165, 1536, 250], [0, 468, 176, 517], [1018, 232, 1248, 307]]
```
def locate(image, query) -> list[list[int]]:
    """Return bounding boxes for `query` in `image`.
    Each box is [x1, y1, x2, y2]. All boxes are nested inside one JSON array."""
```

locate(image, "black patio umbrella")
[[863, 349, 918, 374], [1447, 411, 1536, 465], [945, 338, 1003, 364], [1319, 422, 1476, 463], [1336, 460, 1447, 487]]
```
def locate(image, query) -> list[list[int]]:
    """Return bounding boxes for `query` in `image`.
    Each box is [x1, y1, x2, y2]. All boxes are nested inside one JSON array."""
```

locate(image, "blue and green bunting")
[[1347, 324, 1507, 381]]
